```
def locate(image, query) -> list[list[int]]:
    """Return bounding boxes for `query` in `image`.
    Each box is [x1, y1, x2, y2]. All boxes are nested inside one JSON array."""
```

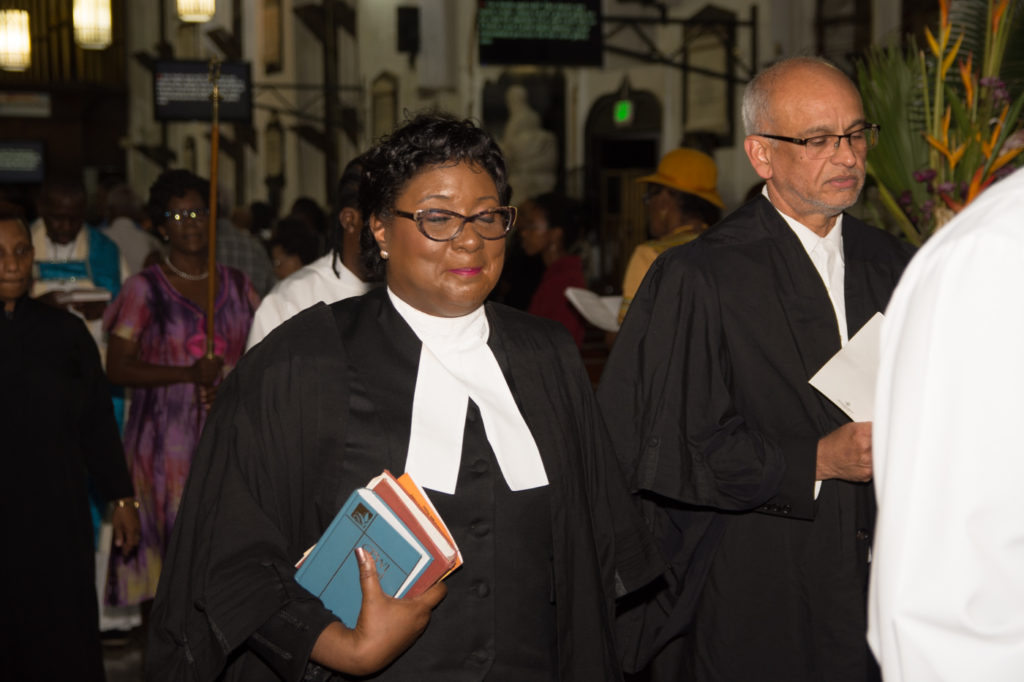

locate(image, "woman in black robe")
[[146, 114, 661, 681], [0, 208, 139, 681]]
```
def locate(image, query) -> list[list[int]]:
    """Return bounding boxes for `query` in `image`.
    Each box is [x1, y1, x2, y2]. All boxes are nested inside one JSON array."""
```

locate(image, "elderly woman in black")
[[147, 113, 660, 681]]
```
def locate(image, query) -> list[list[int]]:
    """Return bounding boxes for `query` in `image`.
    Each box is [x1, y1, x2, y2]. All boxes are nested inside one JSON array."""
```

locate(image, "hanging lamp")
[[177, 0, 215, 23], [73, 0, 112, 50], [0, 10, 31, 72]]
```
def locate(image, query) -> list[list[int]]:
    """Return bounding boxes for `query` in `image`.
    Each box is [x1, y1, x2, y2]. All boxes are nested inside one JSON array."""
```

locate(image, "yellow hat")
[[637, 148, 724, 209]]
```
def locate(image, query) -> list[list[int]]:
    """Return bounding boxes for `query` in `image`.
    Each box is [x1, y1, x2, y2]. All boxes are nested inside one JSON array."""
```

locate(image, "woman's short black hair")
[[269, 217, 322, 266], [146, 170, 210, 228], [288, 197, 327, 235], [528, 192, 587, 249], [0, 203, 30, 240], [359, 112, 509, 279]]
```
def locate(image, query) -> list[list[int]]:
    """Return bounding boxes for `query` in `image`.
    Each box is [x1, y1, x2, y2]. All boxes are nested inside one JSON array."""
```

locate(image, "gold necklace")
[[163, 255, 208, 281]]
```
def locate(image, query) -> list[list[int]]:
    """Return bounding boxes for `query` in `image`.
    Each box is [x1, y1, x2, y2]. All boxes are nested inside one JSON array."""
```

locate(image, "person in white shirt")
[[102, 183, 164, 275], [246, 155, 371, 350], [869, 166, 1024, 682]]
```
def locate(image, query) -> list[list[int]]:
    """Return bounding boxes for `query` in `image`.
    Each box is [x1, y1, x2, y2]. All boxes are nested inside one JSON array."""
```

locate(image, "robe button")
[[856, 528, 870, 541], [471, 580, 490, 598], [470, 458, 489, 473], [469, 649, 490, 664], [469, 521, 491, 537]]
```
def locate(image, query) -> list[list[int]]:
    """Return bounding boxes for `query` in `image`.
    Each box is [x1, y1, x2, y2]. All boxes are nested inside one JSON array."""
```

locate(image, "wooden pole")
[[206, 59, 222, 358]]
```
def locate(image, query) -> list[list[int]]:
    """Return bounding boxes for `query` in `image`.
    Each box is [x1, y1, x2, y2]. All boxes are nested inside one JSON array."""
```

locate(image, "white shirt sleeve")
[[869, 168, 1024, 682], [245, 254, 371, 351], [246, 288, 297, 350]]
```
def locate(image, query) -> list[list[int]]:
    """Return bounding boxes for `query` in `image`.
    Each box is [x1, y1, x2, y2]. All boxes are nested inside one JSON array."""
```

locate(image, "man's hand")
[[35, 290, 66, 309], [35, 291, 107, 320], [816, 421, 872, 483], [311, 547, 447, 675]]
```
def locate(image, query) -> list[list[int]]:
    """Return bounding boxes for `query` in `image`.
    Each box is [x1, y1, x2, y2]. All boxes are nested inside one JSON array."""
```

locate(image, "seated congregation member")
[[1, 208, 140, 682], [246, 156, 371, 350], [103, 170, 259, 612], [518, 192, 588, 349], [147, 113, 661, 681]]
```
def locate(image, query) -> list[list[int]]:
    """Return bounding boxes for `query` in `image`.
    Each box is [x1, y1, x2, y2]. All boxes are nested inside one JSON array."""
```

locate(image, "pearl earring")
[[380, 249, 390, 260]]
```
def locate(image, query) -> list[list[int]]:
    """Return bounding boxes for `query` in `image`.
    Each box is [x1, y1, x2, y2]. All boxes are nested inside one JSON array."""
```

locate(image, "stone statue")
[[500, 85, 558, 203]]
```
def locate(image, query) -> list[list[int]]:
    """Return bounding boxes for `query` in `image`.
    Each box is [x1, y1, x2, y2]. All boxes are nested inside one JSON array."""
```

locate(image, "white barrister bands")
[[389, 288, 549, 494]]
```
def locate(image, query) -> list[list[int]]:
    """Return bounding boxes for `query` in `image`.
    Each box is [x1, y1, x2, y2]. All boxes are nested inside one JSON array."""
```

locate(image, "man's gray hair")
[[741, 56, 844, 136]]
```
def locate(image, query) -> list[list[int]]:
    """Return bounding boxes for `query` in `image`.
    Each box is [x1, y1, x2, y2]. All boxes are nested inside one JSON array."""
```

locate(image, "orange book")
[[368, 471, 462, 596]]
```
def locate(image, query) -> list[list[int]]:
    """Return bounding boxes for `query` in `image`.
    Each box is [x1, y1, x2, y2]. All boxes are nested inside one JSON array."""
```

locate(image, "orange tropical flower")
[[958, 54, 975, 109], [940, 33, 963, 78], [993, 0, 1009, 34]]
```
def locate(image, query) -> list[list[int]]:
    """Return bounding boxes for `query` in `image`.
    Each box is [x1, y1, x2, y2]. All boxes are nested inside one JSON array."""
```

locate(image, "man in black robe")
[[599, 57, 913, 681], [0, 209, 138, 682]]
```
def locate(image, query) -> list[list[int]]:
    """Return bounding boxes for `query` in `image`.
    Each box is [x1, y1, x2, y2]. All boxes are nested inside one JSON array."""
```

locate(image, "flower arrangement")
[[857, 0, 1023, 245]]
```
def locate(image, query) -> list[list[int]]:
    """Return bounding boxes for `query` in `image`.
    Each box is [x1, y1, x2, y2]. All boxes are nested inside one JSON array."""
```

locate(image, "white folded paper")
[[808, 312, 884, 422], [564, 287, 621, 333]]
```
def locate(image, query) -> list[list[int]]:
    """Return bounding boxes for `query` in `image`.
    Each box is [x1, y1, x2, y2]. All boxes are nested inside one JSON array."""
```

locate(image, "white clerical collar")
[[387, 288, 548, 494], [762, 185, 845, 255]]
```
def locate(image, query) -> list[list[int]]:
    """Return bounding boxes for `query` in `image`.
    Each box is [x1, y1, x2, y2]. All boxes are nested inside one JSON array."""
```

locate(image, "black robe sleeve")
[[598, 242, 787, 510], [146, 304, 349, 682], [70, 311, 134, 502], [490, 304, 664, 677], [597, 241, 789, 671]]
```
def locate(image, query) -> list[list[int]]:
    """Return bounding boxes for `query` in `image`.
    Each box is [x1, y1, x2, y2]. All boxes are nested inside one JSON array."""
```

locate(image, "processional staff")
[[206, 58, 222, 358]]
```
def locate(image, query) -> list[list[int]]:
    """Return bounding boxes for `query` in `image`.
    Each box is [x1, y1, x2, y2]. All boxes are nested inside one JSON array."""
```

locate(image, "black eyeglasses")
[[393, 206, 517, 242], [756, 124, 880, 159], [642, 185, 673, 205], [163, 207, 210, 225]]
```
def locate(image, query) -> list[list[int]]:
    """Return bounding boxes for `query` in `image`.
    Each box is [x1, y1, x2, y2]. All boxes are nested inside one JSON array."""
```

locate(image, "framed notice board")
[[478, 0, 602, 66], [153, 60, 253, 122]]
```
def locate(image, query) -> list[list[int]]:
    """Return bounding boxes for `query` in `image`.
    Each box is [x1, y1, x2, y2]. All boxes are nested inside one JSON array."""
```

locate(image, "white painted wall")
[[124, 0, 903, 218]]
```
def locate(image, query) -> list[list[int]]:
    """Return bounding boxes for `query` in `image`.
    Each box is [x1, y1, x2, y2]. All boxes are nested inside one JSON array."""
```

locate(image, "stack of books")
[[294, 470, 461, 628]]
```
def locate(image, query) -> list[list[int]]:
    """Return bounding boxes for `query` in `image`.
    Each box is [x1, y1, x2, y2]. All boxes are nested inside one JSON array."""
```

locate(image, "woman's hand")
[[190, 355, 224, 387], [111, 501, 141, 556], [310, 547, 447, 675]]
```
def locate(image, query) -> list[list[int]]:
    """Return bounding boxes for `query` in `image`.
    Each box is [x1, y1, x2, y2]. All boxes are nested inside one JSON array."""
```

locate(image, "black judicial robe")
[[146, 287, 662, 682], [598, 197, 912, 681], [0, 297, 133, 682]]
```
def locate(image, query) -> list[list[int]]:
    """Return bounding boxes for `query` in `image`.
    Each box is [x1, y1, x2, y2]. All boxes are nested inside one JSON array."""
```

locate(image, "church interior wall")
[[111, 0, 904, 233]]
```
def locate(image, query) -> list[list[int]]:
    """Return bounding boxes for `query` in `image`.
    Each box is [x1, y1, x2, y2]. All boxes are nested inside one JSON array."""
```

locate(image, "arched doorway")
[[585, 86, 661, 293]]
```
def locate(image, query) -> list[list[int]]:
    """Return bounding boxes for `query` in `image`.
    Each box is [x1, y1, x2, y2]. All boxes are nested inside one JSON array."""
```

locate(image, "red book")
[[367, 471, 461, 596]]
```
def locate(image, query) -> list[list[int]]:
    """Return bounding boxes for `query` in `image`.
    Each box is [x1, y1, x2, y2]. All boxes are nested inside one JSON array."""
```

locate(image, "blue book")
[[295, 488, 433, 627]]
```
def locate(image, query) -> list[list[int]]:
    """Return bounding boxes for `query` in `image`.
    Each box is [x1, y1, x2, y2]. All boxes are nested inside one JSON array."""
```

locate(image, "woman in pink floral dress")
[[103, 170, 259, 608]]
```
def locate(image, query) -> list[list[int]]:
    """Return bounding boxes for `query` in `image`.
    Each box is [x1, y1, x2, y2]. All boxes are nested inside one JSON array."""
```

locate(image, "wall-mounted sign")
[[478, 0, 602, 67], [153, 60, 252, 122], [0, 140, 45, 183], [0, 92, 52, 118]]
